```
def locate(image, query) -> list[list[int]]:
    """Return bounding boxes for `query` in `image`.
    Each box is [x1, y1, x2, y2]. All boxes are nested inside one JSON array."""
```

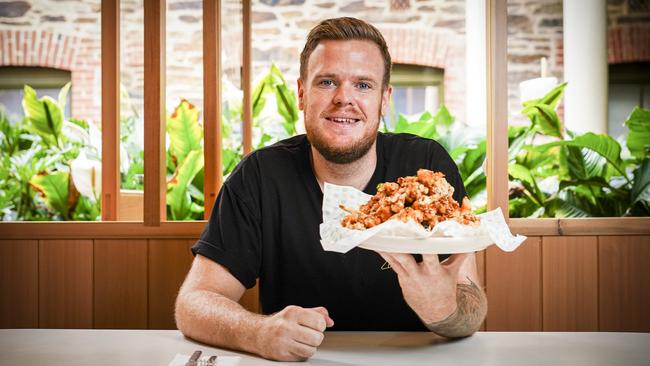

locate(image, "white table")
[[1, 329, 649, 365]]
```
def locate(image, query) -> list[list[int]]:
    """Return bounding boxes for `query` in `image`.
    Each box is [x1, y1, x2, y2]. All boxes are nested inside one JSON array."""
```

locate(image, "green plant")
[[394, 84, 650, 218], [0, 84, 102, 221]]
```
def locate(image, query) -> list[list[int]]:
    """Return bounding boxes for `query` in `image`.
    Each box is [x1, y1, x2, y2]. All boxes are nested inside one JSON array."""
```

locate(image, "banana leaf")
[[167, 149, 204, 220], [393, 113, 438, 139], [533, 133, 627, 180], [631, 157, 650, 207], [522, 103, 563, 139], [522, 82, 567, 110], [276, 83, 299, 136], [167, 100, 202, 165], [509, 163, 546, 206], [624, 107, 650, 161], [22, 85, 63, 148], [58, 82, 72, 114], [459, 141, 485, 182], [29, 171, 72, 219]]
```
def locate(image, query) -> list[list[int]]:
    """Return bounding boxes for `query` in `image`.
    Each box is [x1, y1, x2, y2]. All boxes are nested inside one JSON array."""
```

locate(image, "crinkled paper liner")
[[320, 182, 527, 254]]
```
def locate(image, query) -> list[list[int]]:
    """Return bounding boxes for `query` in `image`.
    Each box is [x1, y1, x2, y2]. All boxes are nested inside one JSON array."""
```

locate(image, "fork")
[[198, 355, 217, 366], [185, 350, 201, 366]]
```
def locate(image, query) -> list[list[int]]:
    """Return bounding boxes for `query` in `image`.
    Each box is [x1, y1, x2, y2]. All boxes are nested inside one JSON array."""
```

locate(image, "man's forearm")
[[425, 278, 487, 338], [175, 289, 264, 354]]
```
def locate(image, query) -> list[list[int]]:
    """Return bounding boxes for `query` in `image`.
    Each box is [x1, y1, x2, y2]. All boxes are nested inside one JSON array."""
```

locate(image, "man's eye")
[[319, 79, 334, 87], [358, 82, 371, 90]]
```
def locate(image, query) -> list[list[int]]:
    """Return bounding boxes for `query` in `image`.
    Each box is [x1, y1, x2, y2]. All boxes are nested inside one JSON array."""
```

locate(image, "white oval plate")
[[358, 235, 494, 254]]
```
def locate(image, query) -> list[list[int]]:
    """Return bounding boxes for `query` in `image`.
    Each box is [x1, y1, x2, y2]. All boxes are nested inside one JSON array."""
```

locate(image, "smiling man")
[[175, 17, 487, 362]]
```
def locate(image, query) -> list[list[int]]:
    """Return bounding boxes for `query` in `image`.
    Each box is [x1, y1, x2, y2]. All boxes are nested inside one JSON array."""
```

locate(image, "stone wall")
[[0, 0, 648, 128]]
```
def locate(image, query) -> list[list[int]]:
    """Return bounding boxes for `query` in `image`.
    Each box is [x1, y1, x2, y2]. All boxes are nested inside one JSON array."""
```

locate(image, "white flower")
[[70, 150, 102, 203]]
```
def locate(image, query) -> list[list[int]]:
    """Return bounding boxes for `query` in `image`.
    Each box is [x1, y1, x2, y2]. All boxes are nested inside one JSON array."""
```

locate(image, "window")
[[608, 62, 650, 139], [0, 67, 72, 118], [390, 64, 444, 119]]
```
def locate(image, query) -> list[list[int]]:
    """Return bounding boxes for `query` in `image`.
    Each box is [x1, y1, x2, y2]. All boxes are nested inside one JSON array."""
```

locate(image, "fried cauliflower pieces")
[[340, 169, 479, 230]]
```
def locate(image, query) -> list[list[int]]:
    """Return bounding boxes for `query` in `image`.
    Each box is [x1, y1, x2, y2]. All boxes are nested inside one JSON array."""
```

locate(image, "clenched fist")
[[255, 305, 334, 361]]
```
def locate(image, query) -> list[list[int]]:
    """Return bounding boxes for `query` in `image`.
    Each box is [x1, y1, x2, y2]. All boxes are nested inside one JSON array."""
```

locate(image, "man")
[[175, 17, 487, 362]]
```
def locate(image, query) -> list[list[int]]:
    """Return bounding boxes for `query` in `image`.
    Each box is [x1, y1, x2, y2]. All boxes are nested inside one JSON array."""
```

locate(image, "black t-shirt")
[[192, 132, 468, 331]]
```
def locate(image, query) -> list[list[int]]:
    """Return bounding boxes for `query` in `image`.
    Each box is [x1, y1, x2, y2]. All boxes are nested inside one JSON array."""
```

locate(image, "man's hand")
[[256, 305, 334, 361], [378, 252, 472, 324]]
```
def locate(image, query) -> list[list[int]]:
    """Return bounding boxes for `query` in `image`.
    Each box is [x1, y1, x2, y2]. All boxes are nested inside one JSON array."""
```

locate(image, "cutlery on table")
[[185, 350, 202, 366]]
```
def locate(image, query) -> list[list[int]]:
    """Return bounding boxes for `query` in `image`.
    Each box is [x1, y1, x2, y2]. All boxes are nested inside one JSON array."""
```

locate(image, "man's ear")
[[297, 78, 305, 110], [381, 84, 393, 116]]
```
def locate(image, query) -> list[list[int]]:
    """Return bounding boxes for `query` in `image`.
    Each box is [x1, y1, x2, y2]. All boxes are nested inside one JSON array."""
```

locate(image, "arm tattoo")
[[425, 278, 487, 338]]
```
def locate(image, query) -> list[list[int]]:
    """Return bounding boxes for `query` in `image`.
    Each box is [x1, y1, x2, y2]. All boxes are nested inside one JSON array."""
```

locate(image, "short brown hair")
[[299, 17, 392, 90]]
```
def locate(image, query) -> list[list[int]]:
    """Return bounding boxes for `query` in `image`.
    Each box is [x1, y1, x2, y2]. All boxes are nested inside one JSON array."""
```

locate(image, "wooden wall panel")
[[39, 240, 93, 328], [0, 240, 38, 328], [542, 236, 598, 331], [94, 240, 148, 329], [148, 239, 194, 329], [485, 236, 541, 331], [240, 281, 260, 314], [599, 235, 650, 332]]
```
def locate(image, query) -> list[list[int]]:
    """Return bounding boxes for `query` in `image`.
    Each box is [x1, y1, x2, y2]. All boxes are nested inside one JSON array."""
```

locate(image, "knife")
[[185, 350, 202, 366]]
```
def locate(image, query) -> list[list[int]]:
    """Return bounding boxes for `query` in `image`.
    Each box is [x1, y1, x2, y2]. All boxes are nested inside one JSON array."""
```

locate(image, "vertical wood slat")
[[39, 240, 93, 328], [542, 236, 598, 331], [599, 235, 650, 332], [143, 0, 166, 226], [242, 0, 252, 155], [101, 0, 120, 221], [486, 236, 542, 331], [485, 0, 509, 218], [0, 240, 38, 328], [148, 239, 194, 329], [475, 250, 486, 331], [94, 240, 148, 329], [203, 0, 223, 218]]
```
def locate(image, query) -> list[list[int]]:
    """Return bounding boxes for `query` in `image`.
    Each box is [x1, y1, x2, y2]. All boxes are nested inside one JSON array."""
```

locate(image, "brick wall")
[[0, 0, 102, 123]]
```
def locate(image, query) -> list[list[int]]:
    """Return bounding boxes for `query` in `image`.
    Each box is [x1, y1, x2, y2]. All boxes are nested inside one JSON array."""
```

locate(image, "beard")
[[305, 119, 379, 165]]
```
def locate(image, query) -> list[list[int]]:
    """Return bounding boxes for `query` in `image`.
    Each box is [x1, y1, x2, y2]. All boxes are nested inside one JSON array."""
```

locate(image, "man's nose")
[[333, 84, 353, 106]]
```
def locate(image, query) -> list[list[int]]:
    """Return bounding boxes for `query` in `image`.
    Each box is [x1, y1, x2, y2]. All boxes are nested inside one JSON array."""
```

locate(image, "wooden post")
[[101, 0, 120, 221], [242, 0, 252, 155], [143, 0, 166, 226], [486, 0, 509, 219], [203, 0, 223, 219]]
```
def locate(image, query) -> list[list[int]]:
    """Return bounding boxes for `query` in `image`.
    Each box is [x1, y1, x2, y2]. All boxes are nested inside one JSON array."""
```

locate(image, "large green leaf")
[[624, 106, 650, 161], [432, 105, 454, 130], [58, 82, 72, 113], [509, 163, 545, 205], [534, 133, 626, 179], [522, 103, 563, 139], [459, 141, 485, 181], [251, 76, 267, 119], [167, 99, 202, 165], [275, 84, 299, 135], [392, 114, 437, 139], [29, 171, 70, 219], [556, 190, 591, 218], [167, 149, 204, 220], [522, 82, 567, 110], [222, 147, 241, 176], [22, 85, 64, 147], [560, 145, 607, 182], [631, 157, 650, 206]]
